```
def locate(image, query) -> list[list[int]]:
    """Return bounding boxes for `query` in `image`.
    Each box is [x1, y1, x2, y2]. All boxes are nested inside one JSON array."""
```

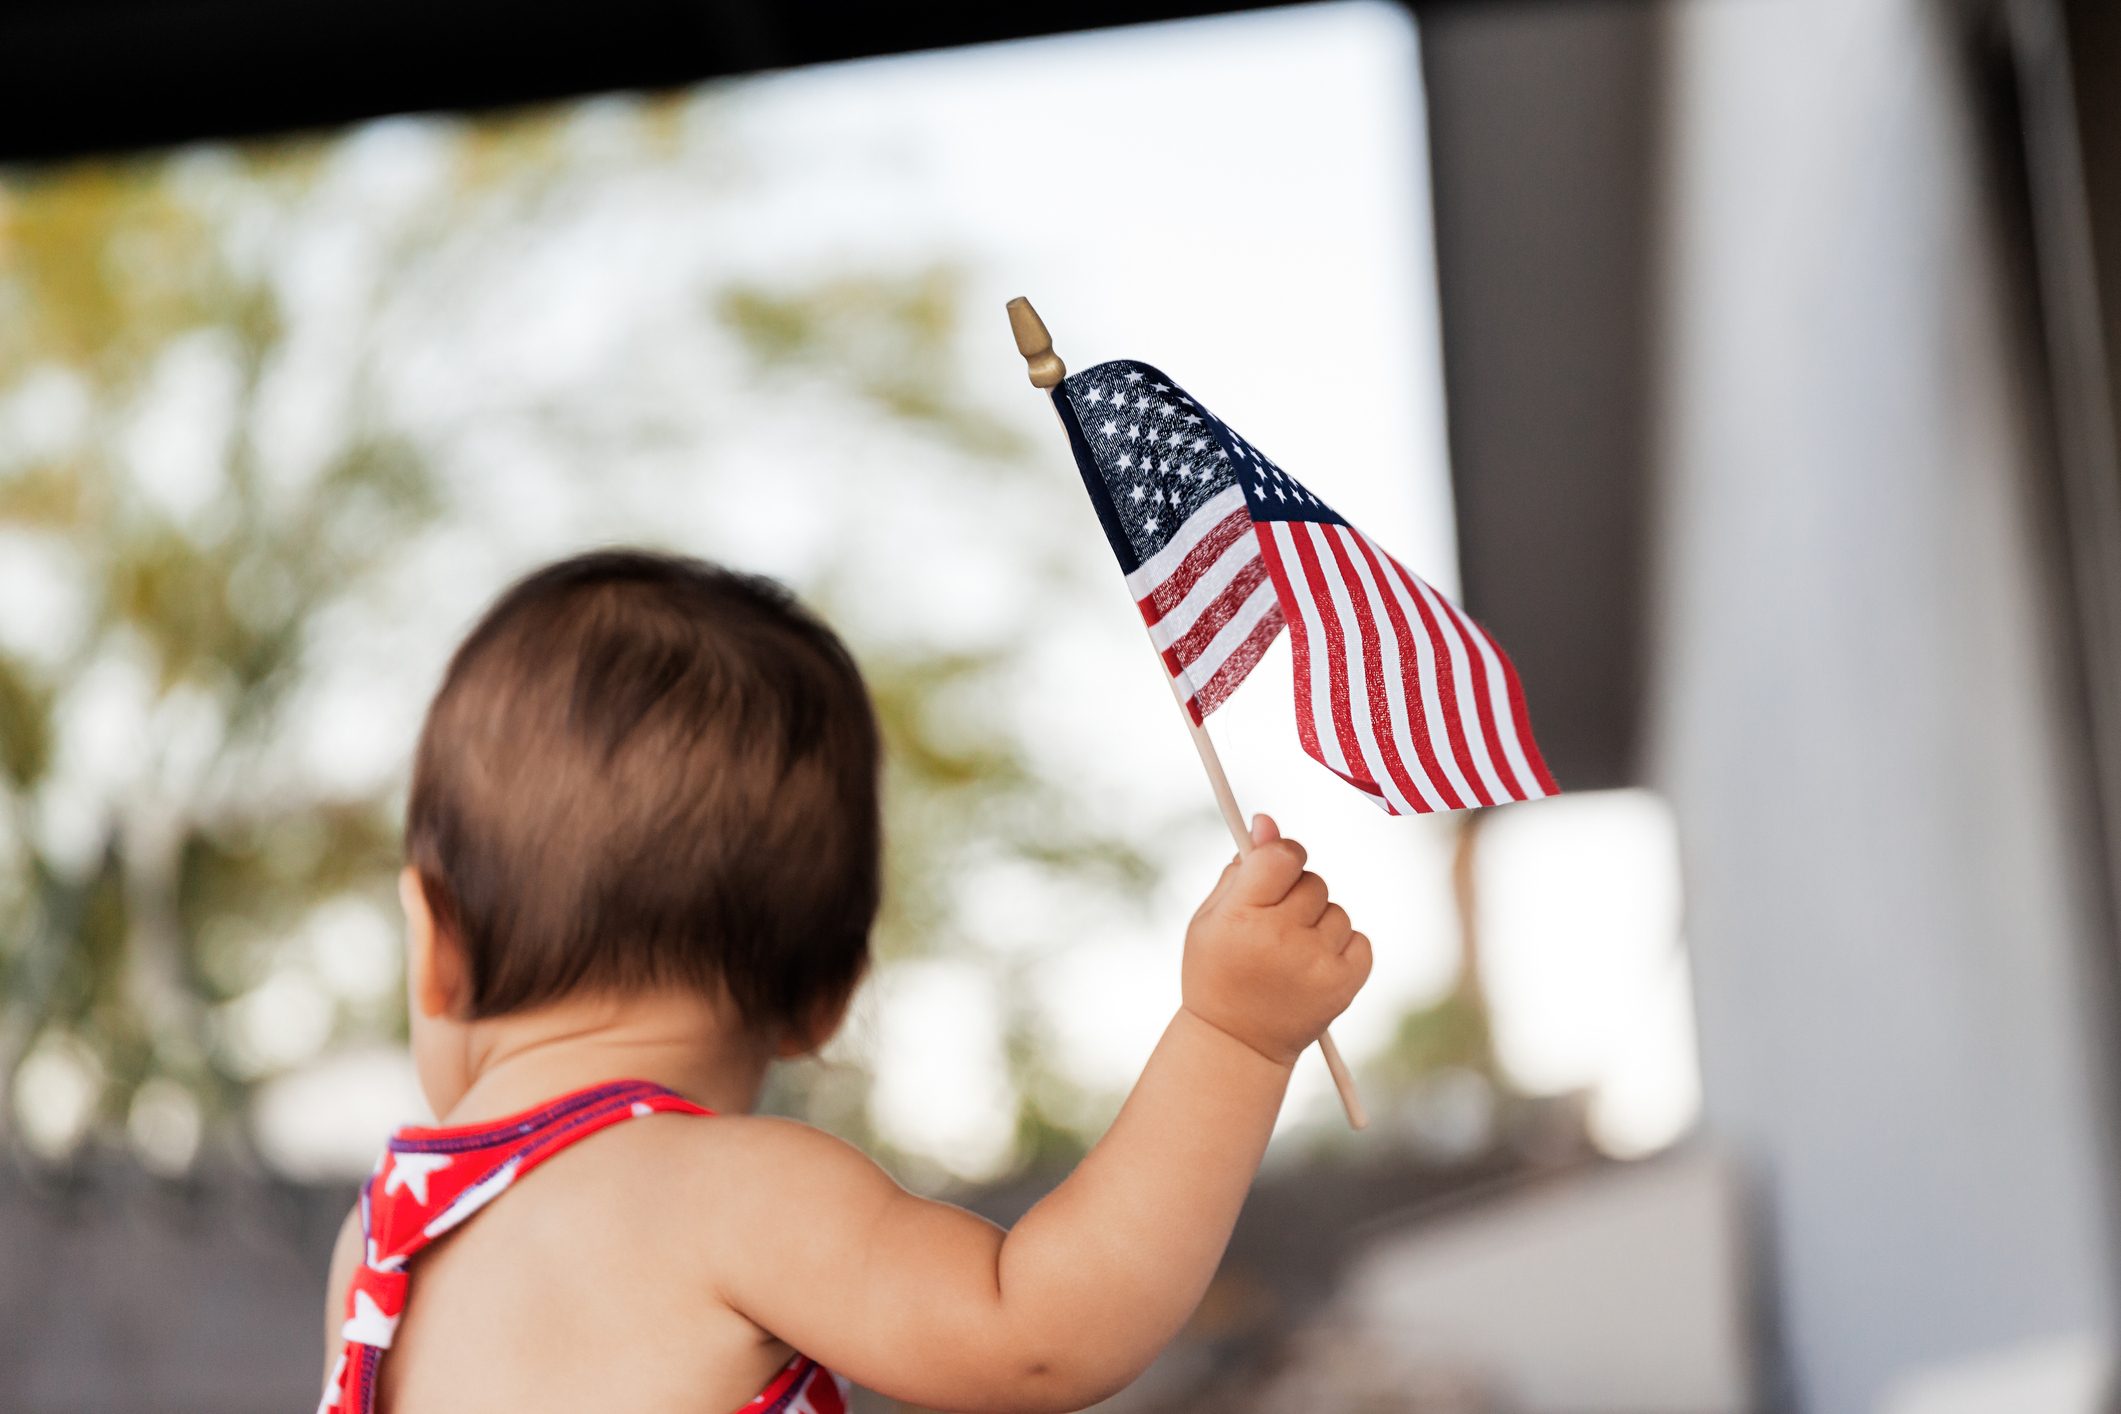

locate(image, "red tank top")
[[320, 1079, 849, 1414]]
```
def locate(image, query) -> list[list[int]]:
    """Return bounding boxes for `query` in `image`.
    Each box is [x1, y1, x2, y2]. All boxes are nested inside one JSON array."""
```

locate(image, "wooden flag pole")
[[1007, 296, 1369, 1131]]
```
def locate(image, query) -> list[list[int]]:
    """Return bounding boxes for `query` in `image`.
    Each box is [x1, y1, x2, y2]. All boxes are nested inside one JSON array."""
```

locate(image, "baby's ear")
[[776, 984, 856, 1059], [400, 866, 471, 1019]]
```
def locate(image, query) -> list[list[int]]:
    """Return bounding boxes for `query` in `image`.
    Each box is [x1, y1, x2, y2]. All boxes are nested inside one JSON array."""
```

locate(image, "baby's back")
[[346, 1112, 796, 1414]]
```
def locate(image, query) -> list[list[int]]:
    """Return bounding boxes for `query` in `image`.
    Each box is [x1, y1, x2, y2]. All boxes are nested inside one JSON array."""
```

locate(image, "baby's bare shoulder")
[[553, 1110, 874, 1187], [636, 1112, 903, 1220], [674, 1112, 884, 1182], [491, 1110, 903, 1291]]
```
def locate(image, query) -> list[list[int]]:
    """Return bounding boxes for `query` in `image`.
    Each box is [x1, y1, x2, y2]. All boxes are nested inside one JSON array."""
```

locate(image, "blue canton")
[[1055, 360, 1342, 577]]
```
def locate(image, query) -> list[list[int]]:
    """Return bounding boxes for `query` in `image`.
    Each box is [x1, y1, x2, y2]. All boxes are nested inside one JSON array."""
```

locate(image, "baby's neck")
[[441, 987, 774, 1125]]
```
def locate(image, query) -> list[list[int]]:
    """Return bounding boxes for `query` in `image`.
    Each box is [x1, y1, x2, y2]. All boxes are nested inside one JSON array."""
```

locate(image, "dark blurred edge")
[[1418, 2, 1659, 791], [0, 0, 1311, 163], [2008, 0, 2121, 1311]]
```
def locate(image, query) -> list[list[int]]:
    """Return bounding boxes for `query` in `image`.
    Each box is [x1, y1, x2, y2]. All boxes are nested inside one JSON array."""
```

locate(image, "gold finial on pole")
[[1007, 296, 1067, 389]]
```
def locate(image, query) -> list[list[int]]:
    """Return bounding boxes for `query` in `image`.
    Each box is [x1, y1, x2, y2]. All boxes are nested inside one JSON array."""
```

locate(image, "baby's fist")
[[1181, 815, 1372, 1066]]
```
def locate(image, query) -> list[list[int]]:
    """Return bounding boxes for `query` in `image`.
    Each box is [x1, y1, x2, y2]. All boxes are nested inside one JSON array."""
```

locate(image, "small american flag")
[[1055, 359, 1556, 814]]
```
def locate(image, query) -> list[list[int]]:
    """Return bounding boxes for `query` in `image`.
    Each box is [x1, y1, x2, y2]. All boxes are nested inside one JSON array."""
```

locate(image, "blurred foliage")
[[0, 100, 1168, 1181], [1377, 989, 1492, 1085], [1377, 821, 1495, 1088], [719, 273, 1024, 460], [0, 95, 1512, 1188], [0, 149, 435, 1155]]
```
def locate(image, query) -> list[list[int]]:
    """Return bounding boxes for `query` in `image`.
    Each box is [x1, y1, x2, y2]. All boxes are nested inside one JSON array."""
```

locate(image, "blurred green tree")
[[0, 103, 1152, 1180], [0, 153, 436, 1162], [0, 96, 1536, 1189]]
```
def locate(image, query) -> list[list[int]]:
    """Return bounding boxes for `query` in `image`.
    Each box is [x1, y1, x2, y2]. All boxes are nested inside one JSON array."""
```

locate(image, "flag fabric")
[[1053, 358, 1557, 814]]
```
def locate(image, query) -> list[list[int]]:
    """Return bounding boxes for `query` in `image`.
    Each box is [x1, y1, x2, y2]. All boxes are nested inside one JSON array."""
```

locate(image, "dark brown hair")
[[405, 550, 880, 1036]]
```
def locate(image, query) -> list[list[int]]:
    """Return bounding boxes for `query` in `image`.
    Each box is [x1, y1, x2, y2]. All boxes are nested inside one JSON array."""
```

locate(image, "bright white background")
[[7, 2, 1699, 1179]]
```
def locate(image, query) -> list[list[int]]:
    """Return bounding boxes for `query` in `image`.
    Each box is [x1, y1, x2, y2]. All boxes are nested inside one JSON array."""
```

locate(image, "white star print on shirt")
[[342, 1289, 402, 1349], [422, 1156, 521, 1240], [317, 1352, 346, 1414], [384, 1151, 453, 1206]]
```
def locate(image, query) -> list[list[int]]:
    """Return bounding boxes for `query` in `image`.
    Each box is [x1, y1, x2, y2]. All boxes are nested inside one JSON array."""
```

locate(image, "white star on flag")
[[384, 1151, 453, 1205]]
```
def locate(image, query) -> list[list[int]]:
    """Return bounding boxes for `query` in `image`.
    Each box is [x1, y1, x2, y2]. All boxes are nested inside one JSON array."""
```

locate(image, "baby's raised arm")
[[706, 815, 1370, 1414]]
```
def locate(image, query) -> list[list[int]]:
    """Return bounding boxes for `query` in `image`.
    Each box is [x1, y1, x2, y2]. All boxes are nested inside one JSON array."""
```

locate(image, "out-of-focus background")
[[3, 0, 2120, 1410]]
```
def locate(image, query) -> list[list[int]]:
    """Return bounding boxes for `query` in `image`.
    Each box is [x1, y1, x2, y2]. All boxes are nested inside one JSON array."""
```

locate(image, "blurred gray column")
[[1652, 0, 2121, 1409]]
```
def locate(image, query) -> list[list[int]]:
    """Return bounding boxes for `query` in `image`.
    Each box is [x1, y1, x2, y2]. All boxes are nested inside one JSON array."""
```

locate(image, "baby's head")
[[398, 549, 880, 1112]]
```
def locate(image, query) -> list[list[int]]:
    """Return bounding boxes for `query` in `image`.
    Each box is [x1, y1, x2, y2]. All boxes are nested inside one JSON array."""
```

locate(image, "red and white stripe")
[[1127, 484, 1286, 723], [1255, 518, 1557, 814]]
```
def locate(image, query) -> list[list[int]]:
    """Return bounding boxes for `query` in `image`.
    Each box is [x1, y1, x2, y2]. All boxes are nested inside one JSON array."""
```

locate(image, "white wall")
[[1652, 1, 2120, 1409]]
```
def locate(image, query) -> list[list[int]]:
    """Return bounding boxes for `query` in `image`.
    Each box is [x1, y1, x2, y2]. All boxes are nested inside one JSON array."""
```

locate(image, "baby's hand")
[[1181, 814, 1371, 1066]]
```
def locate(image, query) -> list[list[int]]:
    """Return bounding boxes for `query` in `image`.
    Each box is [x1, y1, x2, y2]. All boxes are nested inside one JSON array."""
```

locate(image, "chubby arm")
[[710, 817, 1370, 1413]]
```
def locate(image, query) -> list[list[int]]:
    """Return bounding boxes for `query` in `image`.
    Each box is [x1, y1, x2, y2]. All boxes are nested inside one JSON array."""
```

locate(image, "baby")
[[321, 548, 1370, 1414]]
